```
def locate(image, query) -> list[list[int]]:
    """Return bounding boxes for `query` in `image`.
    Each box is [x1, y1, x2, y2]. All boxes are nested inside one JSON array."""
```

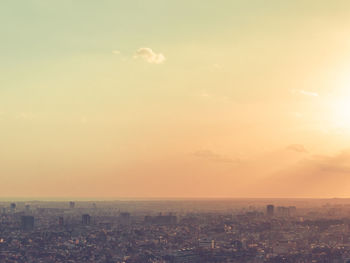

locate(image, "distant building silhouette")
[[233, 240, 243, 250], [10, 203, 16, 212], [288, 206, 297, 216], [173, 249, 198, 263], [58, 216, 64, 226], [276, 206, 297, 217], [119, 212, 131, 225], [266, 204, 274, 217], [21, 216, 34, 231], [82, 214, 91, 225], [145, 213, 177, 225], [277, 206, 289, 217], [198, 238, 215, 249], [69, 201, 75, 209]]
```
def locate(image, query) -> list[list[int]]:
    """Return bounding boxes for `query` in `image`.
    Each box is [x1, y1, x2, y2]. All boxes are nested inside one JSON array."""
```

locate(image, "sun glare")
[[331, 99, 350, 129]]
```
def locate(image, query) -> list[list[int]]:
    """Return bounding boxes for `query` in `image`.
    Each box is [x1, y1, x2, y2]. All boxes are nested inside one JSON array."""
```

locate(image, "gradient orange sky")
[[2, 0, 350, 198]]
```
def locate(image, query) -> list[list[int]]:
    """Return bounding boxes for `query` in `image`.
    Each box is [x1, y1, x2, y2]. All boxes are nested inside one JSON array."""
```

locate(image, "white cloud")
[[299, 90, 319, 97], [291, 89, 319, 97], [112, 50, 121, 55], [200, 91, 210, 98], [134, 48, 165, 64]]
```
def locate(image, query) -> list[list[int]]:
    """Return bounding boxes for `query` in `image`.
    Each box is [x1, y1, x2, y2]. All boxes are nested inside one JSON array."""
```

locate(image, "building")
[[69, 201, 75, 209], [58, 216, 64, 226], [10, 203, 16, 212], [82, 214, 91, 225], [119, 212, 131, 225], [288, 206, 297, 216], [232, 240, 243, 250], [21, 216, 34, 231], [198, 238, 215, 249], [144, 213, 177, 225], [266, 204, 274, 217], [173, 249, 198, 263], [276, 206, 290, 217]]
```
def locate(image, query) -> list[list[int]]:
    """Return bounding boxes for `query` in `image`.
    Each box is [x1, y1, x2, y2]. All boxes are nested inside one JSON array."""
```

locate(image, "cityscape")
[[2, 199, 350, 262], [3, 0, 350, 262]]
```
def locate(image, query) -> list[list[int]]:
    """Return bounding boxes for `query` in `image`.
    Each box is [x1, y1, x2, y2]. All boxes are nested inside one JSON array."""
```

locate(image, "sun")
[[331, 99, 350, 129], [327, 68, 350, 131]]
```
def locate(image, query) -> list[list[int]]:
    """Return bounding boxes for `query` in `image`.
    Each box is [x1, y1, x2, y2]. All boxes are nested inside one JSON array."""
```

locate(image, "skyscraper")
[[10, 203, 16, 212], [266, 204, 274, 217], [69, 201, 75, 209], [21, 216, 34, 231], [58, 216, 64, 226], [119, 212, 131, 225], [82, 214, 91, 225]]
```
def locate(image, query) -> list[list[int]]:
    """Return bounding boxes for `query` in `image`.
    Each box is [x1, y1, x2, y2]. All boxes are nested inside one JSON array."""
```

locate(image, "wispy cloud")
[[291, 89, 319, 97], [112, 50, 121, 55], [286, 144, 308, 153], [255, 149, 350, 197], [193, 149, 239, 163], [200, 91, 210, 98], [16, 112, 35, 120], [134, 48, 165, 64]]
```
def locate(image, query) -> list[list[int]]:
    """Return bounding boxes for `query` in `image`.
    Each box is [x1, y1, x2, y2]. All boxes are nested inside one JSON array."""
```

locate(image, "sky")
[[2, 0, 350, 198]]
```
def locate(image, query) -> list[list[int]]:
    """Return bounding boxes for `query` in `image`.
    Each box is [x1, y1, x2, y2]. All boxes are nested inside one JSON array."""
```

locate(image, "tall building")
[[69, 201, 75, 209], [119, 212, 131, 225], [266, 204, 274, 217], [144, 213, 177, 225], [82, 214, 91, 225], [233, 240, 243, 250], [288, 206, 297, 216], [58, 216, 64, 226], [10, 203, 16, 212], [21, 216, 34, 231], [277, 206, 290, 217]]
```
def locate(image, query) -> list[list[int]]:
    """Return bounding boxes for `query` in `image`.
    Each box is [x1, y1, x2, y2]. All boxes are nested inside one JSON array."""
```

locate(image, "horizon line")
[[0, 196, 349, 202]]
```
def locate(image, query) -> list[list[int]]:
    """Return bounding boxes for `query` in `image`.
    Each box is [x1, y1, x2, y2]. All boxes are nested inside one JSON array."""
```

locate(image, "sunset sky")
[[2, 0, 350, 198]]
